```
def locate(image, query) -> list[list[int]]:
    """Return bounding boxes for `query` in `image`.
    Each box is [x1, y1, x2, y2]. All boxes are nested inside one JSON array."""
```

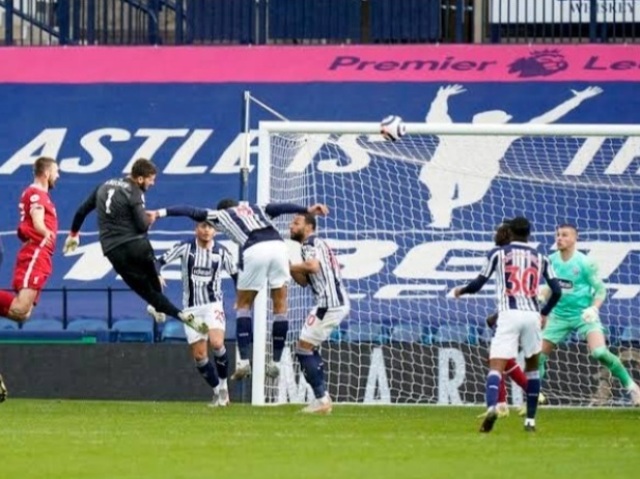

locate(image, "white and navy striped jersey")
[[158, 239, 237, 309], [302, 235, 348, 308], [206, 203, 280, 248], [478, 241, 556, 313]]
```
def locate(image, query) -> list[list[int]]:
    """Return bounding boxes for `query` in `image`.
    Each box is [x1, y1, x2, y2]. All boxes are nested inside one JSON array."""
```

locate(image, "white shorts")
[[300, 304, 350, 346], [183, 302, 226, 345], [238, 240, 290, 291], [490, 310, 542, 359]]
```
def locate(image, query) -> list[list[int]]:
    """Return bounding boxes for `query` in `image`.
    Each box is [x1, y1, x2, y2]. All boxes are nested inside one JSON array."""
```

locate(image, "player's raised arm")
[[64, 185, 99, 254], [454, 248, 499, 297], [156, 205, 210, 222], [264, 202, 329, 219]]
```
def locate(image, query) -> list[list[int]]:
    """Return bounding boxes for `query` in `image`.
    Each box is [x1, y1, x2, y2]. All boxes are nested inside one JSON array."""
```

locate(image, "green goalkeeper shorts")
[[542, 313, 605, 345]]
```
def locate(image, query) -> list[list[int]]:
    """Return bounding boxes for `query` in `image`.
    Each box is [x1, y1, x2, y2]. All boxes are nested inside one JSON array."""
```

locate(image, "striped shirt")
[[158, 239, 237, 308], [206, 203, 280, 248], [302, 235, 348, 308], [479, 241, 556, 313]]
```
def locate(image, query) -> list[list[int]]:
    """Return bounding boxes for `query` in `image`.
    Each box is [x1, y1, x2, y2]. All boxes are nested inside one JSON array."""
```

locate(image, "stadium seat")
[[21, 319, 64, 331], [0, 318, 19, 331], [620, 326, 640, 346], [390, 324, 424, 344], [112, 319, 154, 343], [477, 327, 494, 344], [328, 327, 343, 343], [161, 320, 187, 343], [66, 319, 110, 333], [343, 322, 388, 344], [434, 324, 476, 345]]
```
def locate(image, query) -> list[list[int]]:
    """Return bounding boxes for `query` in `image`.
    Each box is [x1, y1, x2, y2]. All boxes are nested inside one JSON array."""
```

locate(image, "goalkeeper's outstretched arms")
[[64, 185, 99, 254]]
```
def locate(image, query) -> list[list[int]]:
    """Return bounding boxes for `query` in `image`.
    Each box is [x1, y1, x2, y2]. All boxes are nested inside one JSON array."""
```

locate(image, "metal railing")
[[0, 1, 638, 46]]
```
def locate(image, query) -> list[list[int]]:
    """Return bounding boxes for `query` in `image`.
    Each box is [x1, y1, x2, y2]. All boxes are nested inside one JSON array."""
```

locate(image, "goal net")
[[252, 121, 640, 407]]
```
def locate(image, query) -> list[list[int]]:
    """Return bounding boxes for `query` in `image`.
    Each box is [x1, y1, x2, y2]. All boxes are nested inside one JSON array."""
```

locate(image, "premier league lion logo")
[[508, 49, 569, 78]]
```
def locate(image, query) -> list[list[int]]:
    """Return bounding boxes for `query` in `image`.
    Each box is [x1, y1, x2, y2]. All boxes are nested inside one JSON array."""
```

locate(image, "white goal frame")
[[252, 121, 640, 406]]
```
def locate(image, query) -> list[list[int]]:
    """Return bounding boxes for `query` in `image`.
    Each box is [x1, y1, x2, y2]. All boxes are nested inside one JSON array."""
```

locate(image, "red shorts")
[[12, 242, 52, 303]]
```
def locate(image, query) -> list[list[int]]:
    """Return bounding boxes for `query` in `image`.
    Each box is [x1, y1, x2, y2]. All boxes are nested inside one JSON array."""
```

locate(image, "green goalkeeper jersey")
[[549, 250, 606, 319]]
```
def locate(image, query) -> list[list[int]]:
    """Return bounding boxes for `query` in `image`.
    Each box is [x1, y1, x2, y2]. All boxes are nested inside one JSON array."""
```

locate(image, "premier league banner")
[[1, 45, 640, 337]]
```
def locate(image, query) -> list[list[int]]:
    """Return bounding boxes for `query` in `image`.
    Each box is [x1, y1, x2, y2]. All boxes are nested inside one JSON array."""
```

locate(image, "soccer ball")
[[380, 115, 406, 142]]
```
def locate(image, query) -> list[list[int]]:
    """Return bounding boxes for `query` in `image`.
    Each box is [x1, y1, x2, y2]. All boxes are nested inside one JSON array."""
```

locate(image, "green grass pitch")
[[0, 400, 638, 479]]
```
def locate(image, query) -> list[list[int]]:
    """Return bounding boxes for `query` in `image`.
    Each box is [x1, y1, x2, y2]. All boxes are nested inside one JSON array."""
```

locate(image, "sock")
[[505, 359, 528, 390], [525, 370, 541, 420], [485, 370, 501, 409], [297, 348, 326, 399], [196, 357, 219, 389], [0, 290, 14, 317], [213, 346, 229, 380], [272, 315, 289, 363], [498, 376, 507, 404], [538, 352, 549, 382], [236, 309, 252, 361], [591, 346, 634, 389]]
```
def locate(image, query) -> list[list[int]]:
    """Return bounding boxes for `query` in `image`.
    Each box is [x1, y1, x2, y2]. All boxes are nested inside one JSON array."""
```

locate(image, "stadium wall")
[[1, 342, 638, 404]]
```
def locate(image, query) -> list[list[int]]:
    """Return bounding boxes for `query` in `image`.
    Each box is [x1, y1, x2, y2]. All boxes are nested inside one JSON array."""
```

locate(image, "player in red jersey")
[[0, 156, 59, 322]]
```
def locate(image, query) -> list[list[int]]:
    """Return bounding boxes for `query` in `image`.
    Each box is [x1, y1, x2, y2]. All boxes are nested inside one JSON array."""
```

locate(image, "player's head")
[[289, 213, 316, 243], [217, 198, 238, 210], [34, 156, 59, 190], [556, 223, 578, 252], [494, 219, 512, 246], [130, 158, 157, 191], [509, 216, 531, 242], [195, 220, 216, 243], [472, 110, 513, 124]]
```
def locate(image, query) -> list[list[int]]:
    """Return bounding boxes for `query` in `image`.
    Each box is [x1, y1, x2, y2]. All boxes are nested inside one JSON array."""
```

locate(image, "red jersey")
[[17, 184, 58, 255]]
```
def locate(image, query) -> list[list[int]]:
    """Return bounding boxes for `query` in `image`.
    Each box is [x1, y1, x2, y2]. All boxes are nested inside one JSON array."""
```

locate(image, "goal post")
[[252, 120, 640, 407]]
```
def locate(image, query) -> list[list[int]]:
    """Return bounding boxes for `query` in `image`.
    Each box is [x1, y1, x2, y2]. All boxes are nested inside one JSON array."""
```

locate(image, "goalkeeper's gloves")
[[581, 306, 599, 323], [63, 233, 80, 254]]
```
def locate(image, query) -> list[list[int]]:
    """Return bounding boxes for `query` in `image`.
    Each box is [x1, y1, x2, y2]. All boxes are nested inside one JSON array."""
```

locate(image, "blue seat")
[[66, 319, 109, 333], [328, 328, 343, 343], [22, 319, 64, 331], [161, 320, 187, 343], [390, 324, 424, 344], [112, 319, 154, 343], [343, 322, 388, 344], [0, 318, 19, 331], [435, 324, 476, 345], [477, 327, 494, 344], [620, 326, 640, 345]]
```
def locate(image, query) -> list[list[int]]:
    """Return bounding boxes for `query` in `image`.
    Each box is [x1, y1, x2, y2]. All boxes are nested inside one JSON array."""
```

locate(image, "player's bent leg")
[[587, 331, 640, 405], [267, 285, 289, 379], [296, 339, 331, 415]]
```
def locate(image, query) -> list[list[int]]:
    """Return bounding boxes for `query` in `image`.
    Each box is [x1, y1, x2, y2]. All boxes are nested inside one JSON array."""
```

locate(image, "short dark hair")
[[130, 158, 157, 178], [509, 216, 531, 240], [557, 223, 578, 233], [34, 156, 56, 177], [494, 220, 512, 247], [300, 213, 316, 230], [216, 198, 238, 210]]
